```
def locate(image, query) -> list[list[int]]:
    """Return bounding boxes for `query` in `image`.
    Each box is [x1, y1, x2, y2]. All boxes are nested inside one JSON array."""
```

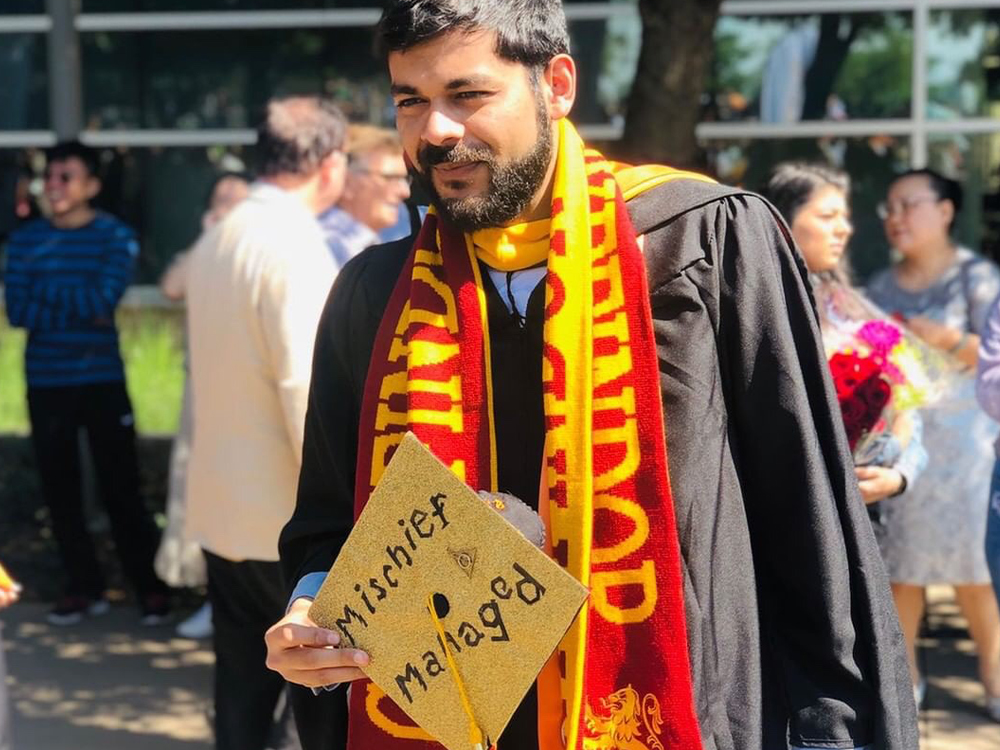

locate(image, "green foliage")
[[119, 310, 186, 436], [0, 322, 27, 434], [0, 309, 185, 436], [835, 16, 913, 119]]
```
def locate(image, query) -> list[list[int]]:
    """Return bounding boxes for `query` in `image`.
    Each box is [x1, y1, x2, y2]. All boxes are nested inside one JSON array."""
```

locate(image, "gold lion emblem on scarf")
[[583, 686, 664, 750]]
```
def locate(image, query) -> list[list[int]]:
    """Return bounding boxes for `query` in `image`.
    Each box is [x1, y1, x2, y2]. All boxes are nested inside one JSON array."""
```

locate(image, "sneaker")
[[47, 595, 110, 626], [175, 602, 213, 639], [139, 593, 171, 626], [987, 694, 1000, 723], [985, 684, 1000, 723], [913, 677, 927, 709]]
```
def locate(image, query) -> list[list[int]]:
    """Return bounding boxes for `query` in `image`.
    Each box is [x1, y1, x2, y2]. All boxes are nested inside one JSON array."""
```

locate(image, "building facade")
[[2, 0, 1000, 279]]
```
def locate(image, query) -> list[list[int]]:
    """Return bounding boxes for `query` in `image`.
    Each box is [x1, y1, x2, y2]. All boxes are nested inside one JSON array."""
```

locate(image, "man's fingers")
[[266, 636, 370, 676], [289, 645, 369, 671], [267, 622, 340, 649]]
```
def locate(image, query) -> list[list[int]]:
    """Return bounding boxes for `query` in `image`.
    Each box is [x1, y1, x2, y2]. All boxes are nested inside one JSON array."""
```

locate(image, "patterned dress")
[[867, 247, 1000, 583]]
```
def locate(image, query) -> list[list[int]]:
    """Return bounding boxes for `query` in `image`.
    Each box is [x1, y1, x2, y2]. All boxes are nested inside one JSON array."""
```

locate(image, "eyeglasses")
[[351, 168, 412, 187], [876, 194, 940, 220]]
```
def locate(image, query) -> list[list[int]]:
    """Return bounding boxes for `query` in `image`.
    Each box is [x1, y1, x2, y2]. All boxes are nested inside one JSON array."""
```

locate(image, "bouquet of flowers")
[[815, 279, 956, 459]]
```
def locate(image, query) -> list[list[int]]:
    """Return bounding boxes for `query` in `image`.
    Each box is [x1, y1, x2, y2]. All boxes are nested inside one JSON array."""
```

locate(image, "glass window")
[[707, 12, 912, 123], [81, 27, 389, 130], [81, 0, 604, 9], [80, 19, 618, 130], [701, 135, 911, 280], [928, 133, 1000, 262], [928, 9, 1000, 121], [81, 1, 384, 10], [570, 19, 621, 126], [0, 1, 44, 12], [589, 11, 638, 129], [0, 35, 48, 130]]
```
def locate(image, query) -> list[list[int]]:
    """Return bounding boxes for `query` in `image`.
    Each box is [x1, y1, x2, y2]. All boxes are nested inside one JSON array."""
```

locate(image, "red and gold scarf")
[[351, 119, 705, 750]]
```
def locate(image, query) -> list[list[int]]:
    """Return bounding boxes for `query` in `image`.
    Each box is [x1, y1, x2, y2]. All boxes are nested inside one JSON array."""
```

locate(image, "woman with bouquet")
[[765, 163, 1000, 719], [763, 163, 927, 503]]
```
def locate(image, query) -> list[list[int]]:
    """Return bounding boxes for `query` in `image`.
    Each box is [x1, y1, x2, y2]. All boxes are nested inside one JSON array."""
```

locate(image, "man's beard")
[[414, 98, 553, 233]]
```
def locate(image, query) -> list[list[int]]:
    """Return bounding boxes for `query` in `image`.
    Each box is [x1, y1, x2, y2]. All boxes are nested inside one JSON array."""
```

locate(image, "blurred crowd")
[[1, 91, 1000, 748], [0, 99, 414, 749]]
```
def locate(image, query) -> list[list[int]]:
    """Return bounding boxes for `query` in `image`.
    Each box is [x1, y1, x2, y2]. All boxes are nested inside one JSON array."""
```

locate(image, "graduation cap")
[[310, 433, 588, 750]]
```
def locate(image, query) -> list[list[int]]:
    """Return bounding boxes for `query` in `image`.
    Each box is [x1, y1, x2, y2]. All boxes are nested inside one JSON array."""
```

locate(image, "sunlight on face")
[[388, 30, 555, 230], [343, 150, 411, 231], [790, 184, 853, 274], [882, 174, 951, 257]]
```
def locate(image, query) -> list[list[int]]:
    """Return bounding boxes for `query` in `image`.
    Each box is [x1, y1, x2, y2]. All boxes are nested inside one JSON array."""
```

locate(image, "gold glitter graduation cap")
[[309, 432, 588, 750]]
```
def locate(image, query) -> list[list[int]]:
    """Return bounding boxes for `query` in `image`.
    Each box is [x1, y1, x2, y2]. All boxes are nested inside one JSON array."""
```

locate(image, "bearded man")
[[265, 2, 917, 750]]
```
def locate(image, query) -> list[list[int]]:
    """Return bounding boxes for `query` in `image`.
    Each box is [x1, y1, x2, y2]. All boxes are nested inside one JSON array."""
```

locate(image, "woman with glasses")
[[867, 168, 1000, 719]]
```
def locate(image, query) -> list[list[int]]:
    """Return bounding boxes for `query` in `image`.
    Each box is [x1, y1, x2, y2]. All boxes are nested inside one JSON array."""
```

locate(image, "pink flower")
[[858, 320, 902, 355]]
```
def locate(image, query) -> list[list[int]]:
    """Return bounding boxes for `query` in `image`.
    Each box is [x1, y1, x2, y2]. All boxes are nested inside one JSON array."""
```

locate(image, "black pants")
[[288, 683, 348, 750], [205, 551, 300, 750], [27, 382, 165, 599]]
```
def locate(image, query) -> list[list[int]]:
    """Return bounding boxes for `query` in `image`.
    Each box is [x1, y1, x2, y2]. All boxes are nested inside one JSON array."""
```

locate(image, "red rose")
[[853, 357, 879, 382], [859, 376, 892, 418], [830, 353, 854, 376], [839, 394, 871, 447]]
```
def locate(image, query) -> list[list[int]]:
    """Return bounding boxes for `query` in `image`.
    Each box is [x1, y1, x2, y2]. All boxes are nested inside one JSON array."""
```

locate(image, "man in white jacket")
[[184, 96, 346, 750]]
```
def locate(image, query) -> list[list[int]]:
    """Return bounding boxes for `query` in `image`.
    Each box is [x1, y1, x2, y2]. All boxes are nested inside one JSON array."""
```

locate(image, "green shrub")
[[0, 310, 185, 436]]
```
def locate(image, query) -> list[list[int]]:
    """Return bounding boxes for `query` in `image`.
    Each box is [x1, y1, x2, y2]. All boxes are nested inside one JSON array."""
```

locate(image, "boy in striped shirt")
[[3, 140, 169, 626]]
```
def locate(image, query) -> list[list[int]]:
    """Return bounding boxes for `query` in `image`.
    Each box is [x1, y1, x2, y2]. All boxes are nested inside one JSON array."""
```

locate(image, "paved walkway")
[[918, 586, 999, 749], [1, 588, 998, 749], [2, 603, 213, 749]]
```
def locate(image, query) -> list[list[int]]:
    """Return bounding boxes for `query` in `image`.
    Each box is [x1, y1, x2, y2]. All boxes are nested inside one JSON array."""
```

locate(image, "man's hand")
[[265, 598, 370, 688], [855, 466, 905, 504]]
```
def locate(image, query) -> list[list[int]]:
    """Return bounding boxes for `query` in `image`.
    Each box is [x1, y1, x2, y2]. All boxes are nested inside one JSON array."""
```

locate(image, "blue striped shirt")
[[3, 213, 138, 387]]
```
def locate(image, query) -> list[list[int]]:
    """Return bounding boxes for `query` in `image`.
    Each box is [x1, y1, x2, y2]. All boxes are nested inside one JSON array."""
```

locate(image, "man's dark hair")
[[377, 0, 570, 71], [762, 161, 851, 227], [45, 140, 100, 178], [256, 96, 348, 177], [890, 168, 963, 230]]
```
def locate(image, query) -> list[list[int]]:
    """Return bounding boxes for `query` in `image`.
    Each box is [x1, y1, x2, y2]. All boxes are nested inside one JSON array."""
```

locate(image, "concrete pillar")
[[46, 0, 84, 141]]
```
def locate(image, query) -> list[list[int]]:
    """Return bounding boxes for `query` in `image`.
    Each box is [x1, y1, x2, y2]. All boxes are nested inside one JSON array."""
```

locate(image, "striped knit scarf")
[[351, 119, 703, 750]]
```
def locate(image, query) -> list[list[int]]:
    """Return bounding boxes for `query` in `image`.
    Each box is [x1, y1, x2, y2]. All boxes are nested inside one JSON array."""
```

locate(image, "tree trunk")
[[801, 14, 863, 120], [621, 0, 723, 168]]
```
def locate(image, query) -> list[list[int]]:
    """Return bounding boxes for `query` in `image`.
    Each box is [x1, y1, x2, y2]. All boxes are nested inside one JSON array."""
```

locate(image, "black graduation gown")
[[279, 180, 918, 750]]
